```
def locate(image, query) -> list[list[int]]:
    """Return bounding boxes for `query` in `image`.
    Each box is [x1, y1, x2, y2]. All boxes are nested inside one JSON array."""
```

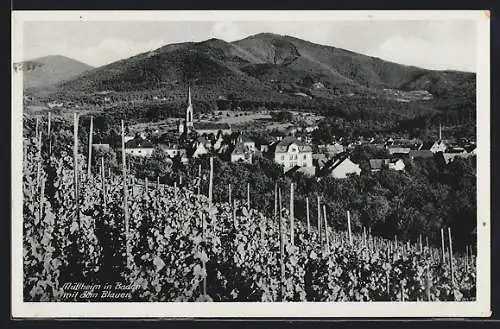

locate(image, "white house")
[[272, 137, 313, 172], [125, 139, 154, 157], [238, 135, 256, 153], [231, 142, 253, 164], [158, 143, 184, 158], [388, 158, 405, 171], [329, 157, 361, 179], [192, 137, 211, 158], [420, 140, 448, 153]]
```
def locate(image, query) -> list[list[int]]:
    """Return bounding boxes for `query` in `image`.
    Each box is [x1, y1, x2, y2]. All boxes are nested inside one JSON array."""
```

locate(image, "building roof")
[[297, 166, 316, 177], [194, 121, 231, 130], [231, 142, 249, 155], [274, 136, 313, 153], [158, 143, 181, 151], [388, 147, 411, 154], [197, 136, 211, 145], [369, 159, 390, 170], [441, 152, 474, 164], [409, 150, 434, 159], [125, 138, 154, 149]]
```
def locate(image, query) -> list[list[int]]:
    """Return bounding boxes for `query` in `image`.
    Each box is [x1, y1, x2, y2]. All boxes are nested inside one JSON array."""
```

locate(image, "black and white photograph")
[[11, 10, 490, 317]]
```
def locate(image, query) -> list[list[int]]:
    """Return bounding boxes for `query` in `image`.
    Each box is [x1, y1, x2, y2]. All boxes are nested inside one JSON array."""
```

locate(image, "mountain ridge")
[[16, 55, 93, 90], [27, 33, 475, 115]]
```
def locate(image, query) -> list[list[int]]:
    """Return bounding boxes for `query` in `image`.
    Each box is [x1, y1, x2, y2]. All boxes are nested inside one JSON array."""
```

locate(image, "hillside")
[[15, 55, 93, 90], [30, 33, 475, 122]]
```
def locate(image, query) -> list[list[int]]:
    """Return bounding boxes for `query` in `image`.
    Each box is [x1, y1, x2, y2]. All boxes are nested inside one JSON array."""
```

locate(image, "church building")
[[178, 86, 194, 134], [178, 86, 232, 137]]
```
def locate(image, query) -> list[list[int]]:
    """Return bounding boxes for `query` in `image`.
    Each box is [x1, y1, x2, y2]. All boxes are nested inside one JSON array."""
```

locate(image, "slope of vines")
[[22, 119, 476, 302]]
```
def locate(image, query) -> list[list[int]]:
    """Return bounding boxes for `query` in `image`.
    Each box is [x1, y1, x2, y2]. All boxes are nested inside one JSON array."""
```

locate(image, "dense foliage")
[[23, 115, 476, 302]]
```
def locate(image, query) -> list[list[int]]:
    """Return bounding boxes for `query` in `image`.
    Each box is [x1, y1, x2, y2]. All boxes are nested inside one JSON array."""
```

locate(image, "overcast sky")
[[20, 20, 477, 72]]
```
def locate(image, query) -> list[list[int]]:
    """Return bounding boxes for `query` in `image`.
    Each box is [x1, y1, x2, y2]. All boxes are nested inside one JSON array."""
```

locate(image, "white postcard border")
[[11, 10, 491, 318]]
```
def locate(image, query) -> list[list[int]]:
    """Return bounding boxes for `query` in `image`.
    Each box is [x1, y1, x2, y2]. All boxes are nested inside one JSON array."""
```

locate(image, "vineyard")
[[23, 113, 476, 302]]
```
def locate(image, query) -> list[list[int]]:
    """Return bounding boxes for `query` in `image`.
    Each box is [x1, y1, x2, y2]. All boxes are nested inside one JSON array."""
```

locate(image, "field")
[[23, 113, 476, 302]]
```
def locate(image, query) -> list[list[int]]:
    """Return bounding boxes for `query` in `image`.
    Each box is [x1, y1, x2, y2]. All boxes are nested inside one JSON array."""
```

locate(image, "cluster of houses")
[[94, 87, 477, 180]]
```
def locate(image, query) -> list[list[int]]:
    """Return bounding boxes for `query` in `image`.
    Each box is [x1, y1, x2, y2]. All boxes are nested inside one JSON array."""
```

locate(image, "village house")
[[318, 142, 345, 157], [92, 143, 111, 153], [271, 137, 313, 172], [388, 158, 406, 171], [409, 150, 434, 160], [387, 147, 411, 156], [237, 135, 256, 153], [312, 153, 328, 168], [231, 142, 253, 164], [191, 136, 211, 158], [369, 158, 406, 172], [322, 154, 361, 179], [194, 122, 232, 136], [158, 143, 184, 158], [125, 139, 154, 157], [420, 140, 448, 153], [439, 152, 475, 165], [369, 159, 390, 172]]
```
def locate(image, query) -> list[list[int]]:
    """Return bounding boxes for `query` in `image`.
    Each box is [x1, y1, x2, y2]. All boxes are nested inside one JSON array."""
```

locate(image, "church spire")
[[185, 85, 194, 130]]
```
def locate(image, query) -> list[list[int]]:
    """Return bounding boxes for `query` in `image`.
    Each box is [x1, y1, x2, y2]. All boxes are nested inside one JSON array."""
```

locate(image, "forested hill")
[[15, 55, 93, 90], [33, 33, 475, 110]]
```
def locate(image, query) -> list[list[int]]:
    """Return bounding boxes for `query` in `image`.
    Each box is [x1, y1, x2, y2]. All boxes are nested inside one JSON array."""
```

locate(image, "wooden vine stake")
[[209, 157, 213, 205], [87, 116, 93, 179], [228, 183, 232, 205], [274, 183, 278, 221], [39, 177, 46, 225], [386, 270, 390, 299], [306, 197, 310, 234], [363, 227, 367, 247], [448, 227, 455, 286], [400, 281, 405, 302], [247, 182, 250, 210], [35, 116, 39, 140], [419, 234, 423, 253], [465, 246, 469, 272], [347, 210, 353, 246], [101, 157, 106, 203], [47, 112, 52, 155], [197, 164, 202, 196], [323, 205, 330, 252], [278, 187, 285, 301], [73, 113, 80, 229], [145, 177, 149, 191], [36, 131, 42, 188], [289, 183, 294, 246], [233, 199, 237, 228], [441, 228, 446, 264], [425, 266, 432, 301], [121, 120, 130, 268], [201, 156, 213, 298], [317, 196, 322, 246]]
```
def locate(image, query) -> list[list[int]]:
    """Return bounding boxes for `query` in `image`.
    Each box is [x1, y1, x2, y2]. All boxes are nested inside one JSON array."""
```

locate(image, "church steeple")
[[185, 85, 194, 131]]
